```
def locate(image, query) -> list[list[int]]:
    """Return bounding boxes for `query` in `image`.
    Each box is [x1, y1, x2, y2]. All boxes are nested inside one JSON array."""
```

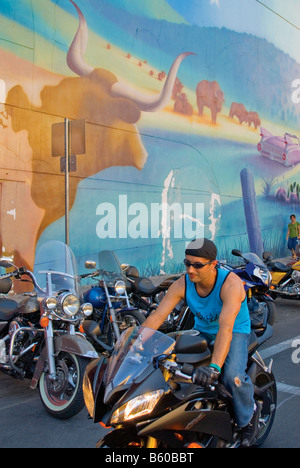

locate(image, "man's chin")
[[188, 274, 198, 282]]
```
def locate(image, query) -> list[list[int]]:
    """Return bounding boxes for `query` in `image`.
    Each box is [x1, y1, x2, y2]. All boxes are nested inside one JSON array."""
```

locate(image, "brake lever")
[[153, 354, 168, 369]]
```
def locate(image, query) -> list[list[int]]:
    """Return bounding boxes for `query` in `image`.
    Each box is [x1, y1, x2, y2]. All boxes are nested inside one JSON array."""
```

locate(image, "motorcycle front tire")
[[254, 370, 277, 447], [117, 309, 145, 332], [266, 300, 277, 326], [38, 352, 90, 419]]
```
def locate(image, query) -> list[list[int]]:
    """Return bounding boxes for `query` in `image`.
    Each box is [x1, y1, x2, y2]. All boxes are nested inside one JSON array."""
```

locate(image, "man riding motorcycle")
[[143, 238, 261, 448]]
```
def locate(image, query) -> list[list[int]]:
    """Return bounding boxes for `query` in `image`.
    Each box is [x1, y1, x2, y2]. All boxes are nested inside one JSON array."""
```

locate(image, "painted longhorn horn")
[[67, 1, 195, 111], [67, 0, 94, 76], [111, 52, 195, 112]]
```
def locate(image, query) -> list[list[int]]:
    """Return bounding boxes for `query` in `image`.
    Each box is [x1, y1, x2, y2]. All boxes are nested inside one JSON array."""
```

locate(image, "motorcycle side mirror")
[[85, 260, 97, 270], [263, 252, 273, 261], [231, 249, 243, 257], [0, 259, 14, 268]]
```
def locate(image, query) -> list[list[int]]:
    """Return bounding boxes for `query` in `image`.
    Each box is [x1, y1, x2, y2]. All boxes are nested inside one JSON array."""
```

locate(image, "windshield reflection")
[[104, 326, 175, 401], [33, 240, 79, 297]]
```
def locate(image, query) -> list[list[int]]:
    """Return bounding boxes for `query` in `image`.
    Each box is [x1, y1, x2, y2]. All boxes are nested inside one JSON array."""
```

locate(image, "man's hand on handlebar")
[[192, 366, 220, 389]]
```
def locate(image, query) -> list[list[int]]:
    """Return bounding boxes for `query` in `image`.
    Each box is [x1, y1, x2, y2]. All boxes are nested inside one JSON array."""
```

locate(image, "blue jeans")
[[288, 237, 298, 252], [222, 333, 255, 427]]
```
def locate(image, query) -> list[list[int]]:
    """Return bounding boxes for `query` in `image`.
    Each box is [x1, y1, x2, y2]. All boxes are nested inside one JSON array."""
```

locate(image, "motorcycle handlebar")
[[170, 362, 217, 391], [0, 268, 26, 280], [0, 267, 41, 291], [79, 269, 125, 281]]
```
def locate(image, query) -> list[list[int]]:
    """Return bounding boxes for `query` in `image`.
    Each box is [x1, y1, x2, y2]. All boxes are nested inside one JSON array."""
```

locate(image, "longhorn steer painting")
[[0, 0, 300, 280], [2, 0, 193, 274]]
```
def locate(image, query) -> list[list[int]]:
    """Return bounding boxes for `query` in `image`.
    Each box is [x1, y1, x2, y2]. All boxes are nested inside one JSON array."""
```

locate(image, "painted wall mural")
[[1, 0, 300, 281]]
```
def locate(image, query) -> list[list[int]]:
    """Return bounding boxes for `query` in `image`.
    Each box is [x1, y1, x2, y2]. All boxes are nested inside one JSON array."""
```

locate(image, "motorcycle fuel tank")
[[84, 287, 107, 309]]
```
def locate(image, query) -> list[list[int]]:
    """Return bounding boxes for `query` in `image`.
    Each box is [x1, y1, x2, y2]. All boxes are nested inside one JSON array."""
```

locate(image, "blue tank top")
[[185, 268, 251, 338]]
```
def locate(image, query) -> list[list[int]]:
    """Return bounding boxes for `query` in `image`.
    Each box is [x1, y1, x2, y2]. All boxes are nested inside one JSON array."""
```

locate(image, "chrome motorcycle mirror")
[[85, 260, 97, 270]]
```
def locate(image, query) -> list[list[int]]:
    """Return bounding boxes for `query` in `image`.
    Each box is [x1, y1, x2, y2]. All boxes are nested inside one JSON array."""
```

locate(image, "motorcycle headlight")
[[45, 296, 58, 310], [111, 389, 164, 424], [254, 267, 270, 285], [81, 302, 93, 317], [59, 293, 80, 317], [115, 280, 126, 296], [292, 270, 300, 283]]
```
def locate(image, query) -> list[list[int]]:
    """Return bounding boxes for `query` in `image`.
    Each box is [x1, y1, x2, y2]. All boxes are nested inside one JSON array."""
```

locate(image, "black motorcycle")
[[123, 264, 181, 315], [80, 250, 145, 354], [123, 265, 194, 332], [83, 317, 276, 448]]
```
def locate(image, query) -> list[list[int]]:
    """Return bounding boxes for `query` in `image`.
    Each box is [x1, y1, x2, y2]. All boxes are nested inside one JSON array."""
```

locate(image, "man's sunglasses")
[[183, 258, 213, 269]]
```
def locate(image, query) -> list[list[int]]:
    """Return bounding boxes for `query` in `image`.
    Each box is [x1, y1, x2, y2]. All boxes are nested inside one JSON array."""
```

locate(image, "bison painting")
[[247, 111, 261, 129], [229, 102, 249, 124], [173, 93, 193, 116], [196, 80, 224, 124]]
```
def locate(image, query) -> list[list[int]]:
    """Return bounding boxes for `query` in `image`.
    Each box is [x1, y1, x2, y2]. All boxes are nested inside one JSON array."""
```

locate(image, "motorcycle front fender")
[[96, 428, 124, 449], [30, 334, 98, 390], [138, 401, 233, 443], [54, 334, 98, 359]]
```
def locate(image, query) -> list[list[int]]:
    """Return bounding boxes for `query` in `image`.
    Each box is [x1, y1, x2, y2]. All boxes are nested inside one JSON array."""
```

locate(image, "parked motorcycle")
[[263, 251, 300, 300], [80, 250, 145, 354], [83, 315, 276, 448], [123, 264, 181, 315], [219, 249, 276, 327], [0, 240, 98, 419], [123, 265, 193, 332]]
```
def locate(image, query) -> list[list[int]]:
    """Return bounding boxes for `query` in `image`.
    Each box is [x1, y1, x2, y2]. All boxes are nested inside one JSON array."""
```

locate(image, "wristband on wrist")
[[209, 363, 221, 373]]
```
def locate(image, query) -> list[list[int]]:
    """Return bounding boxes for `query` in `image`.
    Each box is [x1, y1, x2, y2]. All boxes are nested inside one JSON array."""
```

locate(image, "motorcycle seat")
[[270, 262, 292, 273], [248, 330, 259, 353], [0, 297, 19, 321], [133, 277, 161, 296]]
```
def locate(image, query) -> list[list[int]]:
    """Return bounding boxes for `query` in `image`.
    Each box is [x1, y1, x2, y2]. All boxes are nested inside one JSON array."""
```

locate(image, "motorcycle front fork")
[[143, 358, 177, 449], [45, 321, 76, 380], [45, 320, 56, 378], [146, 437, 158, 448]]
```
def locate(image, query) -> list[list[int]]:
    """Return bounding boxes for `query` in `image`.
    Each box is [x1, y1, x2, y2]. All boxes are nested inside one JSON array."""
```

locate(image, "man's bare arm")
[[211, 273, 245, 369], [143, 276, 186, 330]]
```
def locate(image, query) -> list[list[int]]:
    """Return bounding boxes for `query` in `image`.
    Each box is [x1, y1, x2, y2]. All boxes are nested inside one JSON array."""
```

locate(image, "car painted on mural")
[[257, 127, 300, 166], [257, 127, 300, 167]]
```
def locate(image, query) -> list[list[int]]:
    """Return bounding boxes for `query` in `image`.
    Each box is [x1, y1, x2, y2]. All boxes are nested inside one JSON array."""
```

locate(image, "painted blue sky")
[[63, 0, 300, 64], [166, 0, 300, 63], [2, 0, 300, 63]]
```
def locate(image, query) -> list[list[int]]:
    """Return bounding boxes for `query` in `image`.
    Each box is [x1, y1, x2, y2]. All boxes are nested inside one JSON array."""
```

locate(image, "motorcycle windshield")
[[242, 252, 268, 270], [98, 250, 124, 286], [104, 326, 175, 401], [33, 240, 79, 297]]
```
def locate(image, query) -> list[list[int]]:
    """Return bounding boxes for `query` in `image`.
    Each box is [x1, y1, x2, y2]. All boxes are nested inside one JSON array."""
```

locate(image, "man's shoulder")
[[169, 274, 186, 296], [221, 271, 244, 298]]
